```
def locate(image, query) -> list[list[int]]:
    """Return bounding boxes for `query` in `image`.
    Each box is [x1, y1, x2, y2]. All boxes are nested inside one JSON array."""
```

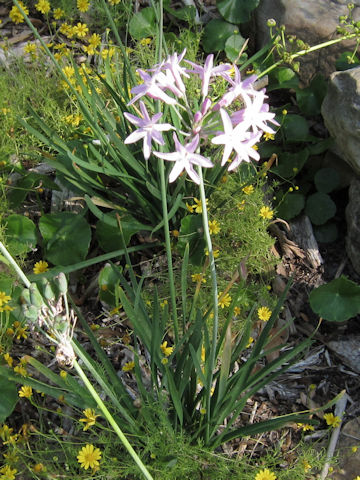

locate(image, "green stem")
[[0, 241, 31, 288], [73, 360, 154, 480], [197, 168, 218, 445], [259, 33, 357, 78]]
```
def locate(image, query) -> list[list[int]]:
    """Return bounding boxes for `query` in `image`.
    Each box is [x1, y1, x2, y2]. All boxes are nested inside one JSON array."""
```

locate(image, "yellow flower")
[[242, 185, 254, 195], [205, 249, 219, 258], [160, 299, 168, 308], [234, 306, 241, 316], [77, 0, 90, 12], [218, 293, 231, 309], [88, 33, 101, 49], [79, 409, 100, 431], [53, 8, 64, 19], [160, 341, 173, 357], [19, 385, 32, 398], [264, 132, 275, 141], [255, 468, 277, 480], [122, 361, 135, 372], [0, 291, 11, 306], [0, 465, 17, 480], [171, 229, 179, 238], [108, 0, 121, 4], [14, 364, 27, 376], [246, 337, 254, 348], [237, 199, 246, 211], [201, 345, 206, 362], [33, 463, 45, 473], [297, 423, 314, 431], [303, 460, 312, 472], [60, 370, 67, 379], [191, 273, 206, 283], [73, 22, 89, 38], [9, 1, 29, 24], [0, 425, 13, 442], [15, 325, 28, 340], [282, 109, 288, 116], [3, 353, 13, 367], [24, 43, 37, 55], [257, 306, 272, 321], [208, 219, 221, 235], [140, 38, 152, 46], [35, 0, 51, 15], [62, 66, 75, 78], [33, 260, 49, 274], [352, 446, 358, 453], [353, 476, 360, 480], [77, 444, 102, 470], [186, 202, 195, 213], [161, 357, 168, 365], [324, 413, 341, 428], [193, 198, 208, 213], [259, 206, 274, 220]]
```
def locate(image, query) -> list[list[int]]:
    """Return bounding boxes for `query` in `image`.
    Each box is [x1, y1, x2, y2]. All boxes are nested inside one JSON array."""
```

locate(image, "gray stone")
[[346, 177, 360, 274], [321, 67, 360, 176], [255, 0, 360, 83]]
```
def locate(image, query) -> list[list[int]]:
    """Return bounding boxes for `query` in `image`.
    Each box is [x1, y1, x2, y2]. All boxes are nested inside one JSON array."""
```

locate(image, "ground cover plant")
[[1, 1, 360, 479]]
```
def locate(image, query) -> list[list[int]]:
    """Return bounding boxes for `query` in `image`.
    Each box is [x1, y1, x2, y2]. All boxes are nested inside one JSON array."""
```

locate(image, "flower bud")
[[193, 111, 202, 124], [29, 283, 44, 308], [201, 97, 211, 116], [267, 18, 276, 27], [54, 273, 68, 295]]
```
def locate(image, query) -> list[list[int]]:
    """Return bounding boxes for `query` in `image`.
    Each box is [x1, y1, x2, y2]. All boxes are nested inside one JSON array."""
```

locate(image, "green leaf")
[[39, 212, 91, 265], [217, 0, 260, 24], [0, 375, 18, 422], [295, 75, 327, 116], [8, 172, 60, 208], [282, 114, 309, 142], [98, 264, 121, 306], [5, 214, 37, 255], [309, 275, 360, 322], [268, 67, 299, 90], [129, 7, 156, 40], [272, 149, 309, 179], [163, 1, 196, 21], [305, 192, 336, 226], [335, 51, 360, 71], [314, 168, 339, 193], [276, 193, 305, 220], [313, 222, 338, 244], [224, 34, 247, 63], [202, 19, 238, 53]]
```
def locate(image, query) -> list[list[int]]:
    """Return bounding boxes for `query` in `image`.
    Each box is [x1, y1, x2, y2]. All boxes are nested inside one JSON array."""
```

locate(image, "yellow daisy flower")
[[79, 409, 100, 431], [259, 206, 274, 220], [255, 468, 277, 480], [257, 306, 272, 321], [19, 385, 32, 398], [242, 185, 254, 195], [122, 361, 135, 372], [77, 0, 90, 12], [77, 444, 102, 470], [218, 292, 231, 309], [9, 1, 29, 24], [324, 413, 341, 428], [160, 341, 173, 357], [33, 260, 49, 274], [208, 219, 221, 235]]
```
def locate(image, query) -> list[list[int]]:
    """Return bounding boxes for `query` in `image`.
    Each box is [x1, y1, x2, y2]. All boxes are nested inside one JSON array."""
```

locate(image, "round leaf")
[[202, 19, 238, 53], [5, 214, 37, 255], [39, 212, 91, 266], [282, 114, 309, 142], [0, 374, 18, 422], [309, 275, 360, 322], [313, 222, 338, 243], [217, 0, 260, 24], [276, 193, 305, 220], [314, 168, 339, 193], [225, 34, 247, 63], [129, 7, 156, 40], [305, 192, 336, 225]]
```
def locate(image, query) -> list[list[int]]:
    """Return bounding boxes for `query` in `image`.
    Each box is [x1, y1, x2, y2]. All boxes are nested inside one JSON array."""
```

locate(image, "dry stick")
[[320, 392, 349, 480]]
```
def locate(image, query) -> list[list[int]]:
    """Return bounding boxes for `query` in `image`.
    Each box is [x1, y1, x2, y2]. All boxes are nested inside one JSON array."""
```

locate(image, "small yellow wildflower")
[[186, 202, 195, 213], [160, 299, 168, 308], [218, 293, 231, 309], [160, 341, 173, 357], [3, 353, 13, 367], [234, 306, 241, 316], [161, 357, 168, 365], [122, 361, 135, 372], [237, 200, 246, 211], [79, 409, 100, 431], [77, 444, 102, 471], [352, 446, 358, 453], [264, 132, 275, 141], [33, 463, 45, 473], [171, 229, 179, 238], [193, 198, 208, 213], [33, 260, 49, 274], [354, 476, 360, 480], [108, 0, 121, 4], [209, 219, 221, 235], [259, 206, 274, 220], [53, 8, 64, 19], [73, 22, 89, 38], [242, 185, 254, 195], [88, 33, 101, 49], [255, 468, 277, 480], [297, 423, 314, 432], [303, 460, 312, 472], [14, 364, 27, 376], [77, 0, 90, 12], [324, 413, 341, 428], [205, 248, 219, 258], [62, 66, 75, 78], [282, 109, 288, 116], [0, 465, 17, 480], [0, 291, 11, 306], [60, 370, 67, 379], [19, 385, 32, 398], [245, 337, 253, 349], [15, 325, 28, 340], [191, 273, 206, 283], [35, 0, 51, 15], [24, 43, 37, 56], [257, 306, 272, 321], [9, 1, 29, 24], [140, 38, 152, 46]]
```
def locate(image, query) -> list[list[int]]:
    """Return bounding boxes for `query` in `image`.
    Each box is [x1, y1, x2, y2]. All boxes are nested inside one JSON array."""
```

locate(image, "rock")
[[327, 336, 360, 373], [322, 67, 360, 176], [255, 0, 360, 83], [329, 417, 360, 479], [346, 177, 360, 274]]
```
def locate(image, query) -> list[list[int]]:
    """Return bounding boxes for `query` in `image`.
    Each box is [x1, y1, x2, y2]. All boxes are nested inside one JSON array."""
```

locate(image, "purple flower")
[[153, 133, 213, 184], [186, 54, 231, 97], [124, 101, 173, 160], [231, 90, 279, 134], [214, 66, 257, 110], [128, 67, 182, 106], [211, 109, 261, 169], [162, 49, 189, 94]]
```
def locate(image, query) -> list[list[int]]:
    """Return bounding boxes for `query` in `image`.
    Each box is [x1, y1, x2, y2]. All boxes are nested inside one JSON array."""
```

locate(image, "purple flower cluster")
[[124, 49, 278, 184]]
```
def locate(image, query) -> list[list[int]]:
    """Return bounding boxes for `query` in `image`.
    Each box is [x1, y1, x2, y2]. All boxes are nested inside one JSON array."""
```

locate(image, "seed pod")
[[29, 283, 44, 308], [43, 280, 55, 301], [20, 288, 31, 306], [54, 273, 68, 295]]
